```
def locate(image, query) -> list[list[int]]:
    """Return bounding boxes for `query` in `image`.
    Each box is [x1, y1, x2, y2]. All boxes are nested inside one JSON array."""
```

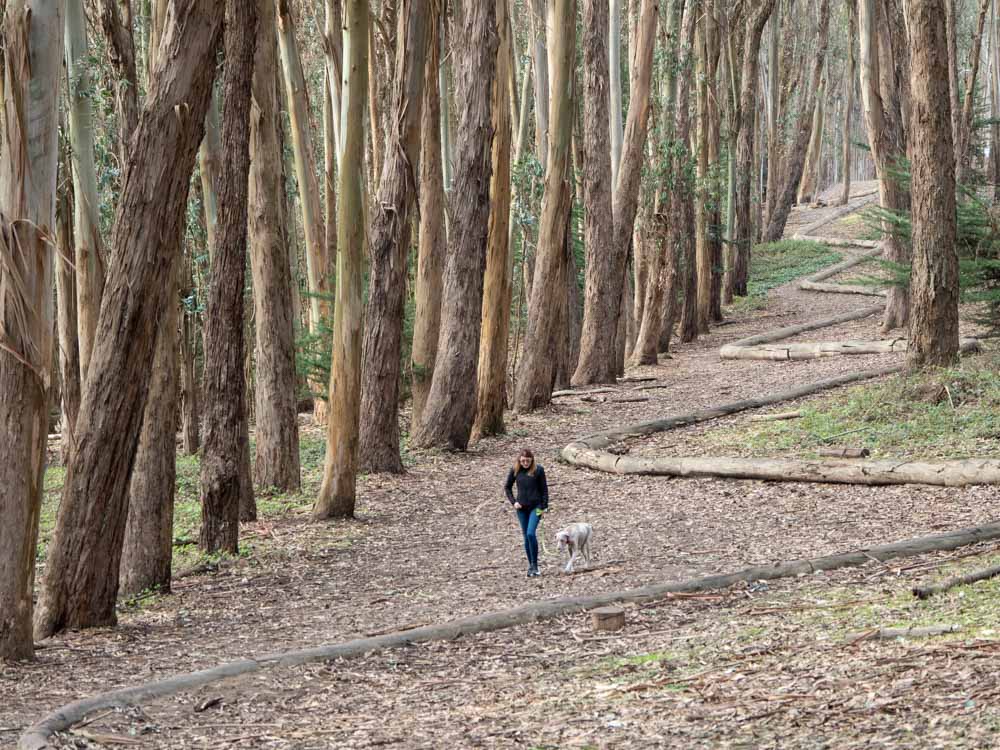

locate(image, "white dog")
[[555, 523, 593, 573]]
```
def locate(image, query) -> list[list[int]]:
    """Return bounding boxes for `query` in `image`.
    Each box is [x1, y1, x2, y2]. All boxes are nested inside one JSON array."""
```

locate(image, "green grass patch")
[[728, 240, 843, 313], [790, 555, 1000, 642], [706, 354, 1000, 460], [38, 429, 333, 574]]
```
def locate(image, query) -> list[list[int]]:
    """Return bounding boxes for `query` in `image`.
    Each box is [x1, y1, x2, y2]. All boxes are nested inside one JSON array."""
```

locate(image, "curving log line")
[[19, 518, 1000, 749], [564, 230, 988, 486]]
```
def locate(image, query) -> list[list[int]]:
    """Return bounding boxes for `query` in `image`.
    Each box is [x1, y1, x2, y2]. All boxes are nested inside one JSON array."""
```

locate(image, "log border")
[[19, 520, 1000, 750]]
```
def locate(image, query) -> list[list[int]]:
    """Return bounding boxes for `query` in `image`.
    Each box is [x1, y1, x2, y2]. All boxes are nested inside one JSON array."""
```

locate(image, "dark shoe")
[[529, 567, 540, 578]]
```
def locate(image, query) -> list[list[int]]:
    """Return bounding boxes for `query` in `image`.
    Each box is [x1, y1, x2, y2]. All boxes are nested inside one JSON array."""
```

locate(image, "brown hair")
[[513, 448, 536, 475]]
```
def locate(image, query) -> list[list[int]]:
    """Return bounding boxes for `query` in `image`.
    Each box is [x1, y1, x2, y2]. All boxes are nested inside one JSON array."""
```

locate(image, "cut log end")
[[591, 606, 626, 632]]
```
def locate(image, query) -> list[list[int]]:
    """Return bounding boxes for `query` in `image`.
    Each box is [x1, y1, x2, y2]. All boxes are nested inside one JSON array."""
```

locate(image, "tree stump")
[[591, 606, 626, 632]]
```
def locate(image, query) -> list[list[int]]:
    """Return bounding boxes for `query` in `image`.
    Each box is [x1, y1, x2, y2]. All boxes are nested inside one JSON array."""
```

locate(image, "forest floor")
[[5, 182, 1000, 748]]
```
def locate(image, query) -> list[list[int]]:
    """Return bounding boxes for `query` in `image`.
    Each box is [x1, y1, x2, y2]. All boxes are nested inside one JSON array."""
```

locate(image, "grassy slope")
[[704, 354, 1000, 460]]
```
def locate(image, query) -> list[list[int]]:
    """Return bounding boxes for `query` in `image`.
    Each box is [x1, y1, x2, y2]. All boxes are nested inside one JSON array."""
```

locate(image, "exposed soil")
[[4, 183, 998, 749]]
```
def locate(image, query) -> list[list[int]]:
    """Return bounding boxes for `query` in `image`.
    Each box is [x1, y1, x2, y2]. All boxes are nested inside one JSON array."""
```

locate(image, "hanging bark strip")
[[20, 519, 1000, 748], [412, 0, 499, 448], [357, 0, 429, 473], [312, 0, 369, 519], [0, 0, 62, 661], [34, 0, 224, 640]]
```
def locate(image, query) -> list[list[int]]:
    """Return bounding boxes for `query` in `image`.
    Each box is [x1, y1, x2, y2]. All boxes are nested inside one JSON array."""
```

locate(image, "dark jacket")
[[505, 465, 549, 511]]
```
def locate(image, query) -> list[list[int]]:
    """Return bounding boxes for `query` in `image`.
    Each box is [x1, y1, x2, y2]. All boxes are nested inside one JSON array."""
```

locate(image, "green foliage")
[[861, 158, 1000, 333]]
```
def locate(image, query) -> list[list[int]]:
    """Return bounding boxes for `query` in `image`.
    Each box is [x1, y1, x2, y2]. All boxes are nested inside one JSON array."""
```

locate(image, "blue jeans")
[[516, 507, 541, 569]]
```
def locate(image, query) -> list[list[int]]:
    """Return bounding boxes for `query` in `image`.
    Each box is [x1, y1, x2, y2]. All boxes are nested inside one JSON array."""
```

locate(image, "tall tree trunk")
[[695, 19, 712, 333], [356, 0, 429, 474], [277, 0, 331, 420], [34, 0, 223, 640], [513, 0, 576, 412], [0, 0, 62, 661], [473, 0, 514, 440], [633, 0, 685, 364], [56, 170, 81, 465], [724, 0, 777, 300], [572, 0, 614, 385], [577, 0, 658, 378], [708, 2, 724, 322], [763, 0, 832, 243], [946, 0, 961, 156], [907, 0, 959, 367], [120, 261, 179, 596], [674, 0, 700, 344], [839, 0, 857, 206], [179, 250, 200, 455], [324, 0, 343, 156], [764, 0, 781, 227], [199, 92, 223, 253], [312, 0, 368, 518], [955, 0, 991, 185], [797, 75, 827, 204], [120, 0, 182, 598], [65, 0, 107, 381], [97, 0, 140, 169], [250, 0, 300, 492], [609, 0, 624, 186], [411, 0, 498, 446], [411, 7, 446, 433], [530, 0, 549, 165], [858, 0, 910, 332], [200, 0, 258, 554]]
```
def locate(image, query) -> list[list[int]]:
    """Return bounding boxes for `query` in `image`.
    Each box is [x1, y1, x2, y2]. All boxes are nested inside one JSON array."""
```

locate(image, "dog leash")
[[537, 508, 551, 556]]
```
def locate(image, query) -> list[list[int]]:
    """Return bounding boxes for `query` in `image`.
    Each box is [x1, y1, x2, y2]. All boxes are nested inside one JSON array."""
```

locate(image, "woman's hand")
[[513, 502, 522, 510]]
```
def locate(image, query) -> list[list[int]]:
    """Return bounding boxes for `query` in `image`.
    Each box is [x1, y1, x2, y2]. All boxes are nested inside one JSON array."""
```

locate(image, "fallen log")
[[794, 235, 882, 249], [724, 337, 980, 362], [719, 303, 885, 358], [552, 387, 617, 398], [724, 339, 908, 361], [792, 192, 878, 237], [912, 564, 1000, 600], [565, 449, 1000, 487], [19, 520, 1000, 750], [799, 280, 886, 297]]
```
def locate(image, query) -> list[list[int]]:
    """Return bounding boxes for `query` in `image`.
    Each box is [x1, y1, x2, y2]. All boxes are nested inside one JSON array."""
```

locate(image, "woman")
[[504, 448, 549, 577]]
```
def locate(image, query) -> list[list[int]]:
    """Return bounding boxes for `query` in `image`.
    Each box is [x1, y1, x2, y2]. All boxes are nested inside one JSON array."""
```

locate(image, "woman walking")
[[504, 448, 549, 577]]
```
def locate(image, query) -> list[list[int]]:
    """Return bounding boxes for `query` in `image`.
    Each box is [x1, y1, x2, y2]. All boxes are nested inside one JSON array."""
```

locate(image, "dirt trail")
[[4, 182, 996, 747]]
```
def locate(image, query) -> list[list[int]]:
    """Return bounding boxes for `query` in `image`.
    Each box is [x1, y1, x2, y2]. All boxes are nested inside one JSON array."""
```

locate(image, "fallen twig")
[[845, 624, 962, 644], [912, 564, 1000, 600], [748, 411, 803, 422]]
